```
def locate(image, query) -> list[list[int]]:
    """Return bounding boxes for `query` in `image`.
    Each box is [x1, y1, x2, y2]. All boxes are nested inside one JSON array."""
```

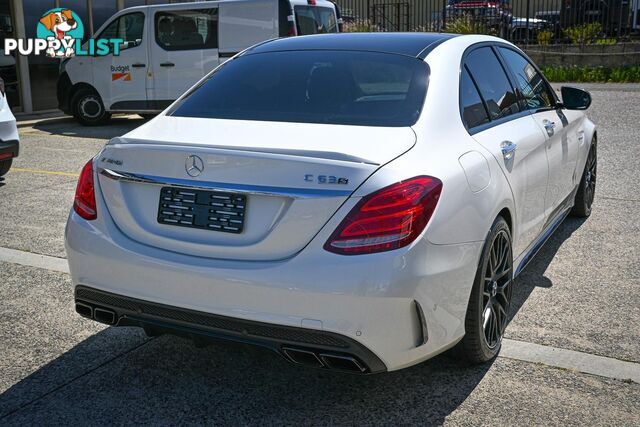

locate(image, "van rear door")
[[149, 6, 220, 107], [291, 0, 339, 35], [218, 0, 279, 58]]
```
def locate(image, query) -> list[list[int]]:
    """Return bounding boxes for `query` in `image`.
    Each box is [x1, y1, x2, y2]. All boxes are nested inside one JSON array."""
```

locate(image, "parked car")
[[510, 17, 551, 42], [559, 0, 631, 35], [57, 0, 341, 126], [66, 33, 597, 373], [446, 0, 513, 34], [0, 76, 19, 177]]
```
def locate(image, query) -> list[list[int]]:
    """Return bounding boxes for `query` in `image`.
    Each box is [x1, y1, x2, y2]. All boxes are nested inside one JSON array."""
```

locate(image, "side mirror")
[[560, 86, 592, 110]]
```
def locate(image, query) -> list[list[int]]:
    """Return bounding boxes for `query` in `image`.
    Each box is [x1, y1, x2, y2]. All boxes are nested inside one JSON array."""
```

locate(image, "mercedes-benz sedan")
[[66, 33, 597, 373]]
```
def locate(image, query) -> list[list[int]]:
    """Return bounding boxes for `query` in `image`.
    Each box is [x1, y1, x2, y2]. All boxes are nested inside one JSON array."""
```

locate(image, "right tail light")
[[324, 176, 442, 255]]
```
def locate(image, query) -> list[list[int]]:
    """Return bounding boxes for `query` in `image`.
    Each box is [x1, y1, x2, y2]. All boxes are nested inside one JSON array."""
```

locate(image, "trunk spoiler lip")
[[99, 167, 353, 199], [107, 137, 380, 166]]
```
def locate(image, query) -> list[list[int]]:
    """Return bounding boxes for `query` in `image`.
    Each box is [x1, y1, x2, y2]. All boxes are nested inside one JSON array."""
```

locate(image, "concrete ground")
[[0, 85, 639, 425]]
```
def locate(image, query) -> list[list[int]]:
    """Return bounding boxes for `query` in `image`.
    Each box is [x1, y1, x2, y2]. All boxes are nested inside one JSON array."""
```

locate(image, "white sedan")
[[65, 33, 596, 373], [0, 76, 19, 177]]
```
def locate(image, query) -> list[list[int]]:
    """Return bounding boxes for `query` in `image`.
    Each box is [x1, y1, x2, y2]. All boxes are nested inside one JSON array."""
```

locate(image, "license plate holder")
[[157, 186, 246, 234]]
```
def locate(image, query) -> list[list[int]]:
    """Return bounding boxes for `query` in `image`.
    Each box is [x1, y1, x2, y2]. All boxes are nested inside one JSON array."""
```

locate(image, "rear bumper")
[[65, 173, 483, 371], [75, 285, 386, 373], [0, 139, 18, 160]]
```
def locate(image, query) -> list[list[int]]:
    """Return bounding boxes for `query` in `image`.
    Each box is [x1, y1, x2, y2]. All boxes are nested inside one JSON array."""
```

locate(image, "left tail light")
[[74, 159, 97, 220], [324, 176, 443, 255]]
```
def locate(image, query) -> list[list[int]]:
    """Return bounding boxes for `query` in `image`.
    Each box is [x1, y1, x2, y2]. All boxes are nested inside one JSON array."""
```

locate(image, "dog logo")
[[185, 155, 205, 178], [37, 8, 84, 58]]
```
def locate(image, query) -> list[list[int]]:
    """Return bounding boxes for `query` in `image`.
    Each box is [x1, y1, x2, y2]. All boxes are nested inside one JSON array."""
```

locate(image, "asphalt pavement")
[[0, 85, 638, 425]]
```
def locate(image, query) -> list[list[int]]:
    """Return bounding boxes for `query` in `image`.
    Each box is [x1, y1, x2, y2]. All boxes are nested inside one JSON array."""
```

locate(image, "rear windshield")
[[169, 50, 428, 127], [295, 6, 338, 34]]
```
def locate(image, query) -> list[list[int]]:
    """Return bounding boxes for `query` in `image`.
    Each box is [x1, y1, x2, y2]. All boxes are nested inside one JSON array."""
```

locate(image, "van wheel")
[[72, 88, 111, 126], [0, 159, 12, 177], [454, 216, 513, 364]]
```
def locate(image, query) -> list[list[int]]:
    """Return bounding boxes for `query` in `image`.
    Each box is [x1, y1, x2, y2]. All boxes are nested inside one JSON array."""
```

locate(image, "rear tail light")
[[74, 159, 97, 220], [324, 176, 442, 255]]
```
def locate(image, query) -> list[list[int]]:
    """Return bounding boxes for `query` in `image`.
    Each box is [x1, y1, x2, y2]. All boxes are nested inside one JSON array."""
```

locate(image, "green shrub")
[[563, 22, 602, 44], [537, 30, 553, 46], [342, 20, 379, 33], [446, 14, 496, 36], [541, 66, 640, 83], [595, 38, 617, 45]]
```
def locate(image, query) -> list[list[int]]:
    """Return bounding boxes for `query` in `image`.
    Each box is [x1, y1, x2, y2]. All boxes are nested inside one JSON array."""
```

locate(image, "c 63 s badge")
[[304, 175, 349, 185]]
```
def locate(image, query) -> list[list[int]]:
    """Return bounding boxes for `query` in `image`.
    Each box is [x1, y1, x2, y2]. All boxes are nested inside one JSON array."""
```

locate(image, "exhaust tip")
[[282, 347, 324, 368], [75, 302, 93, 319], [319, 353, 366, 373], [93, 307, 117, 325]]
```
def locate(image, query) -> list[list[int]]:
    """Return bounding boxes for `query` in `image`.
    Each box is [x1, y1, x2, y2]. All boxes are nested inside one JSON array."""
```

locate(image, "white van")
[[58, 0, 341, 125]]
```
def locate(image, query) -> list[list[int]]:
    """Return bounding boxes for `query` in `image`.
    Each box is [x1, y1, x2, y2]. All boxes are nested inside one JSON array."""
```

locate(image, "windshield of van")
[[169, 50, 428, 127], [295, 6, 338, 34]]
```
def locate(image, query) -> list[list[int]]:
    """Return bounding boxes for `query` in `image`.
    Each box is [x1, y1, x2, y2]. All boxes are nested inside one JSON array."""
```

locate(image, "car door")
[[461, 46, 549, 257], [92, 11, 148, 111], [497, 47, 579, 219], [150, 7, 220, 108]]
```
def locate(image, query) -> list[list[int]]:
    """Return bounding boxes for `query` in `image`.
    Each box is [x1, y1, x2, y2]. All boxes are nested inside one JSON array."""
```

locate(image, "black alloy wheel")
[[571, 140, 597, 218], [455, 216, 513, 363]]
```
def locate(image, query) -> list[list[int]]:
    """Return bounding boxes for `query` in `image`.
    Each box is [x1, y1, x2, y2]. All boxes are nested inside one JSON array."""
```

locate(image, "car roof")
[[246, 33, 458, 59]]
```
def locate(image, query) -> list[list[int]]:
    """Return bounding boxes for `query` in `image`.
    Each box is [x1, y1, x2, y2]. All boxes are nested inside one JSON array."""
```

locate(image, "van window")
[[295, 6, 337, 34], [99, 12, 145, 50], [155, 9, 218, 51], [169, 50, 428, 127]]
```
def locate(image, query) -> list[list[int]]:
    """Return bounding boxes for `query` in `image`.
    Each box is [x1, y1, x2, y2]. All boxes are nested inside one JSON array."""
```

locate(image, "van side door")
[[92, 11, 148, 111], [150, 7, 219, 108]]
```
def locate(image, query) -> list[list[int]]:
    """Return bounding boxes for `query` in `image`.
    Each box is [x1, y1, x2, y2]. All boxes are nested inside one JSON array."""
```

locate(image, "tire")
[[455, 216, 513, 364], [571, 140, 597, 218], [0, 159, 11, 177], [71, 88, 111, 126]]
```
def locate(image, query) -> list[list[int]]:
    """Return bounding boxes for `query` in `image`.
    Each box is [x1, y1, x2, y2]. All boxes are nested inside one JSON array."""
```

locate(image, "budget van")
[[57, 0, 341, 125]]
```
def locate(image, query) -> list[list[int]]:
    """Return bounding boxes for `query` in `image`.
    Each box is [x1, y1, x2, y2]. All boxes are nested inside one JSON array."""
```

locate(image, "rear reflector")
[[0, 153, 11, 160], [324, 176, 442, 255], [73, 159, 97, 220]]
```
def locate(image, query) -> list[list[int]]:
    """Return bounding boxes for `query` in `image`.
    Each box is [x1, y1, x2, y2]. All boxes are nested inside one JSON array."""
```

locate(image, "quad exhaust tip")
[[282, 347, 366, 373], [75, 301, 117, 325]]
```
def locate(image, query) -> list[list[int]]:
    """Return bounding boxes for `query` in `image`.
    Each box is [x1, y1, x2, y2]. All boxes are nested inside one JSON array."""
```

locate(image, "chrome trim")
[[99, 168, 352, 199]]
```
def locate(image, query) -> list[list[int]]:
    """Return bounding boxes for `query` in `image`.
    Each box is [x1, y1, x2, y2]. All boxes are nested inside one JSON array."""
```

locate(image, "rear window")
[[295, 6, 338, 34], [169, 50, 428, 127]]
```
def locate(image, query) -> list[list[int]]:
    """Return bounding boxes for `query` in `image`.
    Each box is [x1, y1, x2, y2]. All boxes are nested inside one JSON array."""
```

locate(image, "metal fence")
[[333, 0, 639, 44]]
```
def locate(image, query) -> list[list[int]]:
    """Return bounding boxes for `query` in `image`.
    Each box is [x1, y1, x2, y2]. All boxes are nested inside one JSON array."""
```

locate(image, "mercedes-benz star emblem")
[[185, 155, 204, 177]]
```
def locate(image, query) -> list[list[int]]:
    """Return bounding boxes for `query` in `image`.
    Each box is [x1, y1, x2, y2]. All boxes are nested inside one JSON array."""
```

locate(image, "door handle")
[[160, 62, 175, 67], [543, 119, 556, 136], [500, 141, 517, 161], [131, 63, 146, 68]]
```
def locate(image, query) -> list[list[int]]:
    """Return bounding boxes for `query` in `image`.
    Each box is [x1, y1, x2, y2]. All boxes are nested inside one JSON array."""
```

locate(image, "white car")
[[0, 77, 19, 177], [65, 33, 597, 373]]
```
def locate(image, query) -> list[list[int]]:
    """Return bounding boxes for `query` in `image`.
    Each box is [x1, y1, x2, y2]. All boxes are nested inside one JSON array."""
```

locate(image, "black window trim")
[[96, 11, 146, 52], [493, 44, 560, 115], [154, 8, 219, 52], [459, 42, 528, 135]]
